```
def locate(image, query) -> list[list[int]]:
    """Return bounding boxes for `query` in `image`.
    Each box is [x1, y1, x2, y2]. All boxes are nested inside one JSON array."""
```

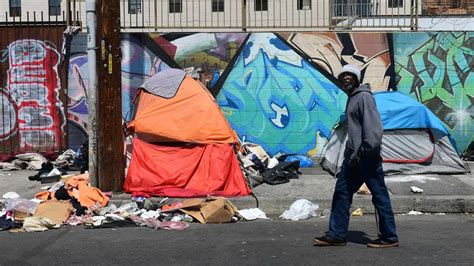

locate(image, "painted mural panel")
[[0, 26, 65, 156], [67, 33, 172, 150], [287, 32, 393, 92], [394, 32, 474, 155], [216, 33, 347, 156], [152, 33, 248, 89], [62, 31, 473, 158]]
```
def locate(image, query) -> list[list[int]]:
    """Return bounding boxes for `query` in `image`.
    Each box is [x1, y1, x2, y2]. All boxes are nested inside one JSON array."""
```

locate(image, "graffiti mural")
[[0, 89, 17, 140], [67, 46, 89, 150], [66, 33, 173, 149], [61, 31, 474, 157], [152, 33, 248, 89], [66, 33, 248, 150], [0, 39, 65, 153], [286, 32, 393, 91], [216, 33, 347, 156], [394, 32, 474, 154]]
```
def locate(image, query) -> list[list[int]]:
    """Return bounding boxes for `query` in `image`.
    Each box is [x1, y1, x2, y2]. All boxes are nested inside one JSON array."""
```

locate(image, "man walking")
[[314, 64, 399, 248]]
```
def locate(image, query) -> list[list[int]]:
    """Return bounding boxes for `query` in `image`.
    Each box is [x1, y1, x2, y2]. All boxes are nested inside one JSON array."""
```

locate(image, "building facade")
[[0, 0, 436, 30]]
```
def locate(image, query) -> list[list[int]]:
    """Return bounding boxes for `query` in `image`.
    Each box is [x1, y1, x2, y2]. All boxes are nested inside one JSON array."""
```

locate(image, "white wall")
[[0, 0, 420, 30], [0, 0, 69, 22]]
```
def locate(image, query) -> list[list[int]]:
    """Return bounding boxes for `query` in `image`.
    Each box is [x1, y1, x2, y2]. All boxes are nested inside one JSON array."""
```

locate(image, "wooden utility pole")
[[95, 0, 124, 191]]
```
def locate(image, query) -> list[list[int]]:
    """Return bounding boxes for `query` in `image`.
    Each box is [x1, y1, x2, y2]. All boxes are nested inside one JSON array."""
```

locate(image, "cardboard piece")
[[13, 210, 31, 222], [178, 198, 238, 224], [34, 201, 74, 225]]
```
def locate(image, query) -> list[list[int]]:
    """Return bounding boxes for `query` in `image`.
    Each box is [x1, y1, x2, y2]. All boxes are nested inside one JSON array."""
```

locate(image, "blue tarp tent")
[[375, 92, 449, 136], [321, 91, 469, 175]]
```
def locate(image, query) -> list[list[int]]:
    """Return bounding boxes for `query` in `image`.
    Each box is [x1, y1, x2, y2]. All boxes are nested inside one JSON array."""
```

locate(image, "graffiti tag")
[[7, 39, 64, 150]]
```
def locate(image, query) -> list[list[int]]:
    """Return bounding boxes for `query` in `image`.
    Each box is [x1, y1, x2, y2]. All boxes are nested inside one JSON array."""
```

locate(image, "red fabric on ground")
[[124, 138, 251, 198]]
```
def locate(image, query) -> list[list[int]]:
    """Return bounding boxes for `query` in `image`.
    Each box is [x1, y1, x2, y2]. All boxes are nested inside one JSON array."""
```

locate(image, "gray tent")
[[320, 92, 470, 175]]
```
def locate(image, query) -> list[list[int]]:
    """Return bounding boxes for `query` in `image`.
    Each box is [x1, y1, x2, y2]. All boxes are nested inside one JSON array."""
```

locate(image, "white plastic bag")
[[238, 208, 269, 221], [2, 191, 20, 199], [6, 198, 39, 214], [279, 199, 319, 221]]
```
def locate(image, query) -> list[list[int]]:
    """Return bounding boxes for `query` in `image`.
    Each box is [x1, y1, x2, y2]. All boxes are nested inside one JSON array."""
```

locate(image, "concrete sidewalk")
[[1, 162, 473, 217]]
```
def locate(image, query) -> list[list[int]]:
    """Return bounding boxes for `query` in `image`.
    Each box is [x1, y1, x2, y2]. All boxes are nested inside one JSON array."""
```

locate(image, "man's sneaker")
[[367, 238, 399, 248], [313, 235, 347, 246]]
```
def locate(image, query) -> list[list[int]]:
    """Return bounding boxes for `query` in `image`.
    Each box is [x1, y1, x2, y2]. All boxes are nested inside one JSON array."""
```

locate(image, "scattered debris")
[[410, 186, 424, 193], [357, 183, 371, 195], [385, 175, 439, 184], [238, 208, 269, 221], [321, 209, 330, 218], [280, 199, 319, 221], [238, 142, 301, 187], [23, 217, 60, 232], [351, 208, 364, 216], [2, 192, 20, 199], [406, 210, 424, 215]]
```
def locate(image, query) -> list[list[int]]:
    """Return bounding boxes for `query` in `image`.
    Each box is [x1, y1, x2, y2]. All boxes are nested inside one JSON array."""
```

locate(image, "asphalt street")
[[0, 214, 472, 265]]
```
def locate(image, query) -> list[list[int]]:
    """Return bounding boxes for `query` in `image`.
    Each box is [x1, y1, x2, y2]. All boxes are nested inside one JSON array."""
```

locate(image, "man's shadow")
[[324, 230, 373, 245], [346, 231, 373, 245]]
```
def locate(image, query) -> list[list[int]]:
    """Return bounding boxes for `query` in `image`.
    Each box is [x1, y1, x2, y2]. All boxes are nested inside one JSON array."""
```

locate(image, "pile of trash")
[[0, 143, 89, 178], [238, 142, 314, 187], [0, 171, 269, 233]]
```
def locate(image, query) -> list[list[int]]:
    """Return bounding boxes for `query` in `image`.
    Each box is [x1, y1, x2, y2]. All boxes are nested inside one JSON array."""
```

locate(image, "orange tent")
[[128, 69, 238, 144], [124, 69, 250, 197]]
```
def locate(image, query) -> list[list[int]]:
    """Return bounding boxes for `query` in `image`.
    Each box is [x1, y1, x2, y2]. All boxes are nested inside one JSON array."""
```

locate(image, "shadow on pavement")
[[346, 230, 372, 245]]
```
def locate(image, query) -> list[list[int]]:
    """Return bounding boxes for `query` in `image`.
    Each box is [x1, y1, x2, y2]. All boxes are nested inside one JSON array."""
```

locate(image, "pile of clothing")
[[1, 172, 245, 233], [0, 173, 110, 232]]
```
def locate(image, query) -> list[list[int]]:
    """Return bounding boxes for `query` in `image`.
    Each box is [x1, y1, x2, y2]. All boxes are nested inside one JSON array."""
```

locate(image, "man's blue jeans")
[[328, 156, 398, 242]]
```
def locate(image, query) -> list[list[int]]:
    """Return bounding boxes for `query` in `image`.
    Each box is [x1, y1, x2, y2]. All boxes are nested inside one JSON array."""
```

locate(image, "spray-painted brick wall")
[[393, 32, 473, 155], [5, 31, 470, 157], [0, 26, 66, 157]]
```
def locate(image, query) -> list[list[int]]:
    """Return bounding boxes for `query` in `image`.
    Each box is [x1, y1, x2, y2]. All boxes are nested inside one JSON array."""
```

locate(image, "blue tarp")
[[374, 91, 450, 136]]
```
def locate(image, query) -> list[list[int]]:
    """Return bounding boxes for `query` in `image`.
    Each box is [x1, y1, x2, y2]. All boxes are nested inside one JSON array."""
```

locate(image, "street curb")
[[108, 195, 474, 218], [222, 196, 474, 217]]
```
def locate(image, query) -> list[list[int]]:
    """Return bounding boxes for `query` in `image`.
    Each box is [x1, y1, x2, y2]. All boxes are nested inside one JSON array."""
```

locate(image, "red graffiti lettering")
[[7, 39, 64, 150]]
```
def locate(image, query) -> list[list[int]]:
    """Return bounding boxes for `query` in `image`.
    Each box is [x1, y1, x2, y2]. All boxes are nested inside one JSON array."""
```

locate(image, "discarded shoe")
[[367, 238, 399, 248], [313, 235, 347, 246], [28, 174, 41, 181]]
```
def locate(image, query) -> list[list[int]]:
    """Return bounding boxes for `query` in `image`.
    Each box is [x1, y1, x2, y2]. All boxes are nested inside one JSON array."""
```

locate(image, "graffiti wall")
[[286, 32, 394, 91], [1, 29, 472, 157], [394, 32, 474, 154], [64, 31, 472, 157], [215, 33, 347, 155], [67, 32, 248, 149], [0, 26, 65, 156]]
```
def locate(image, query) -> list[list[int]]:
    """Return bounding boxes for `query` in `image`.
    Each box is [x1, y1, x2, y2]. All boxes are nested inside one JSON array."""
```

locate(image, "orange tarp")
[[128, 76, 237, 144], [36, 173, 109, 208], [124, 138, 251, 198]]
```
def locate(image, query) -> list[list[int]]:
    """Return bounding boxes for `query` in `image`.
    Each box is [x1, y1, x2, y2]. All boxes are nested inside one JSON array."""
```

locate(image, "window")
[[297, 0, 311, 10], [129, 0, 142, 14], [9, 0, 21, 17], [169, 0, 182, 13], [49, 0, 61, 16], [388, 0, 403, 8], [255, 0, 268, 11], [212, 0, 224, 12], [334, 0, 371, 16]]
